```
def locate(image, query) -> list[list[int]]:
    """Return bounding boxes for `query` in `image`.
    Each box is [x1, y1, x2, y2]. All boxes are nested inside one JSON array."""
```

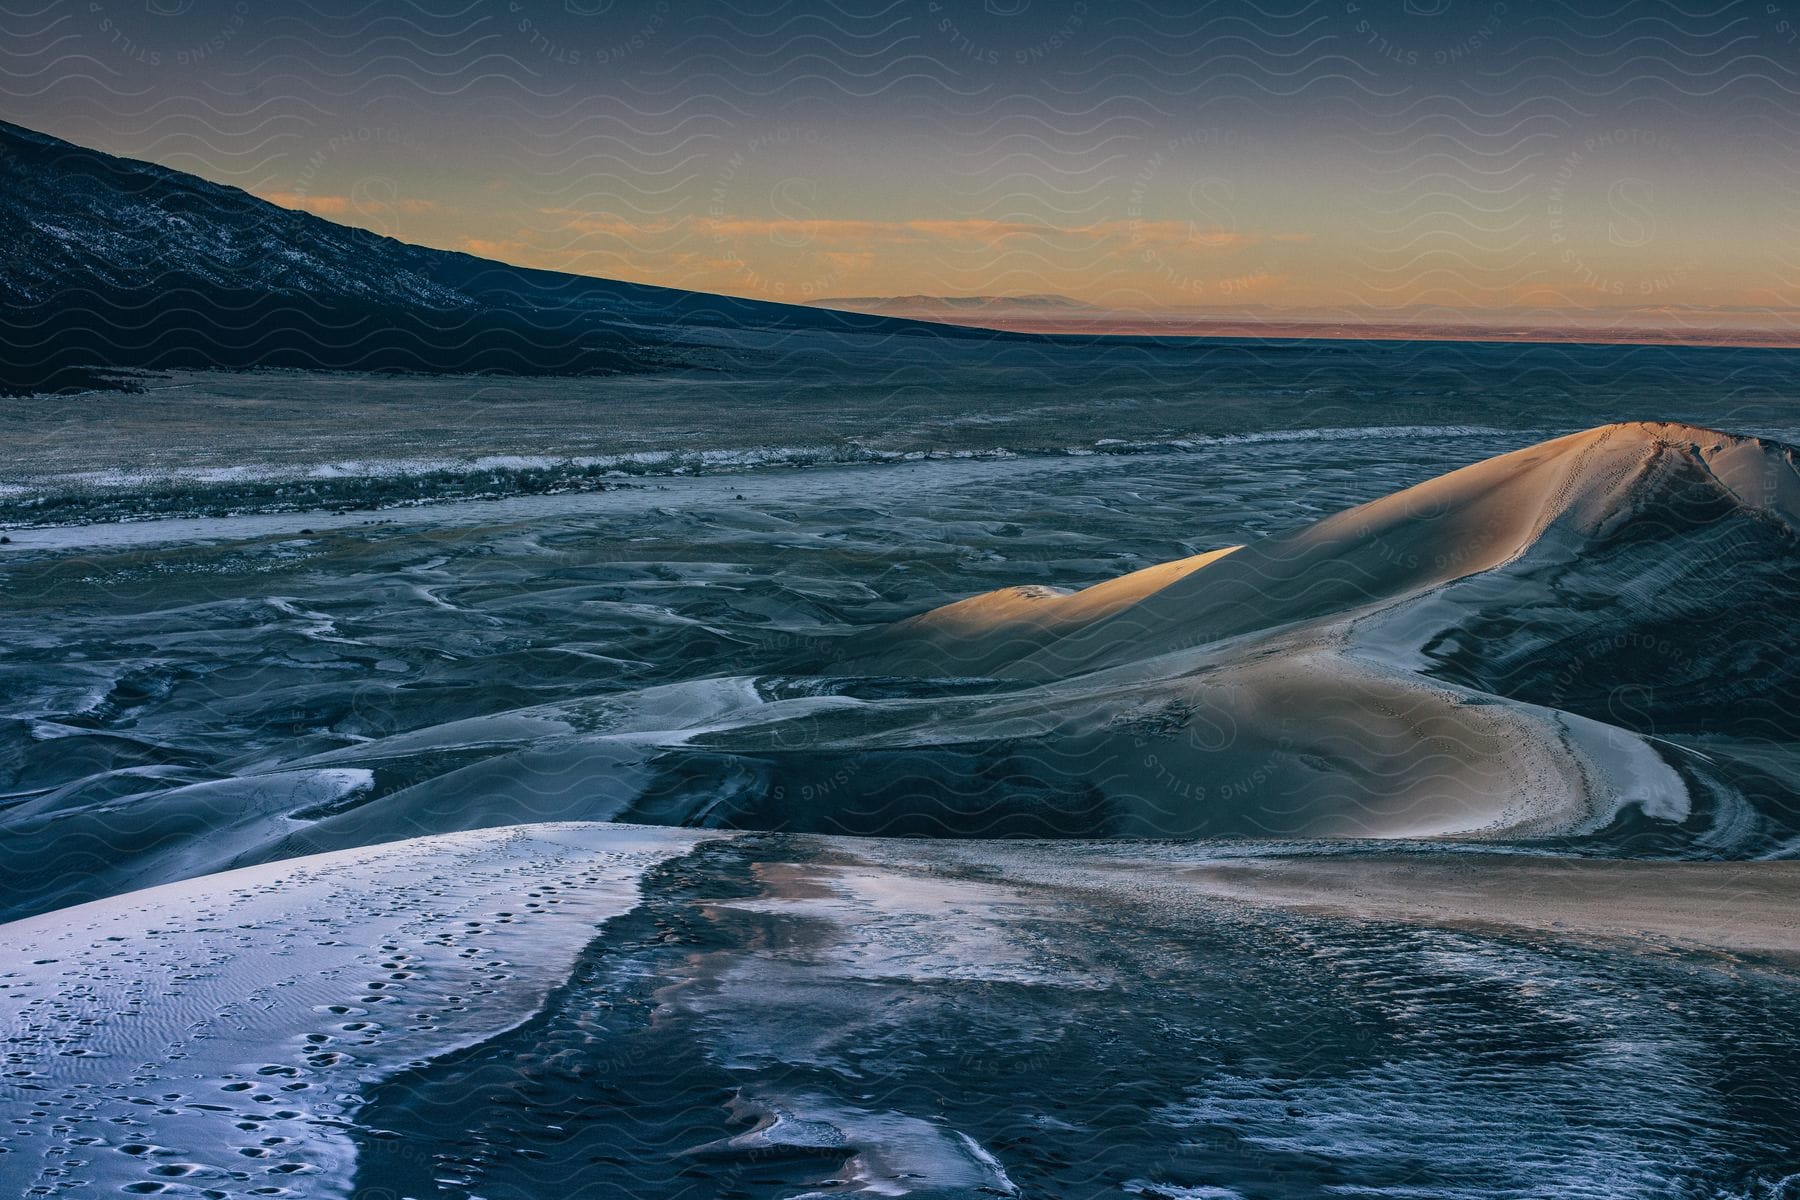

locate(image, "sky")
[[4, 0, 1797, 323]]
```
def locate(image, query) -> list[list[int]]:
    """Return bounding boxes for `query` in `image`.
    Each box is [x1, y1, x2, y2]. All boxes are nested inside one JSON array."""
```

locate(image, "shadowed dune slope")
[[4, 424, 1798, 922], [669, 422, 1800, 843]]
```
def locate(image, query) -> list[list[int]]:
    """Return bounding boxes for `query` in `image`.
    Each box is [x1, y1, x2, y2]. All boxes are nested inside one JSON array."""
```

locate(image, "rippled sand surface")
[[8, 830, 1800, 1199], [1, 425, 1566, 917], [5, 388, 1800, 1197]]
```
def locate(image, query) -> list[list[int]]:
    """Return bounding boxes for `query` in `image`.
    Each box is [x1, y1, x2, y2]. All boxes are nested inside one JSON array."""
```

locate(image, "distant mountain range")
[[0, 121, 1000, 395], [812, 294, 1094, 315]]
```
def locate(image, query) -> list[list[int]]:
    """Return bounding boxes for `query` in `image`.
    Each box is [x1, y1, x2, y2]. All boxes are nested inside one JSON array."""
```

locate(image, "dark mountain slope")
[[0, 120, 1000, 394]]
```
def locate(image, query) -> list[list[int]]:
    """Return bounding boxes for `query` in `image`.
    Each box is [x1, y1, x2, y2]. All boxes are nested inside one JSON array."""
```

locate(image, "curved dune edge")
[[180, 420, 1800, 851], [1167, 853, 1800, 960], [1, 422, 1793, 929], [789, 421, 1800, 845], [826, 836, 1800, 960], [0, 823, 720, 1198], [7, 825, 1800, 1199], [862, 543, 1242, 679], [847, 421, 1800, 682]]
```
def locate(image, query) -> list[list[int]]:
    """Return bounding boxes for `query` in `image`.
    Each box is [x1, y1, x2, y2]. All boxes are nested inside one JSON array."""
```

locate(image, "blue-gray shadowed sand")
[[3, 413, 1800, 1199]]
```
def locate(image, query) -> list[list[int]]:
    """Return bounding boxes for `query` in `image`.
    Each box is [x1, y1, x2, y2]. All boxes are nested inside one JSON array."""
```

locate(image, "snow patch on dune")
[[0, 823, 718, 1198]]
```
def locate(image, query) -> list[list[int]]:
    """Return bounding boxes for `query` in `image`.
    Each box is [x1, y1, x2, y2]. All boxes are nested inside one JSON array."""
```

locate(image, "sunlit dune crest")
[[874, 544, 1241, 678], [857, 421, 1800, 682], [804, 421, 1799, 842]]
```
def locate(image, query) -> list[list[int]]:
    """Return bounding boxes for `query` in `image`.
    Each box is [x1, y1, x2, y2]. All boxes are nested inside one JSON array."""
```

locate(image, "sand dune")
[[5, 425, 1799, 1195], [7, 825, 1800, 1198], [0, 823, 716, 1197], [852, 545, 1241, 679], [640, 423, 1796, 845], [2, 424, 1795, 924], [1172, 851, 1800, 958], [849, 421, 1800, 680]]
